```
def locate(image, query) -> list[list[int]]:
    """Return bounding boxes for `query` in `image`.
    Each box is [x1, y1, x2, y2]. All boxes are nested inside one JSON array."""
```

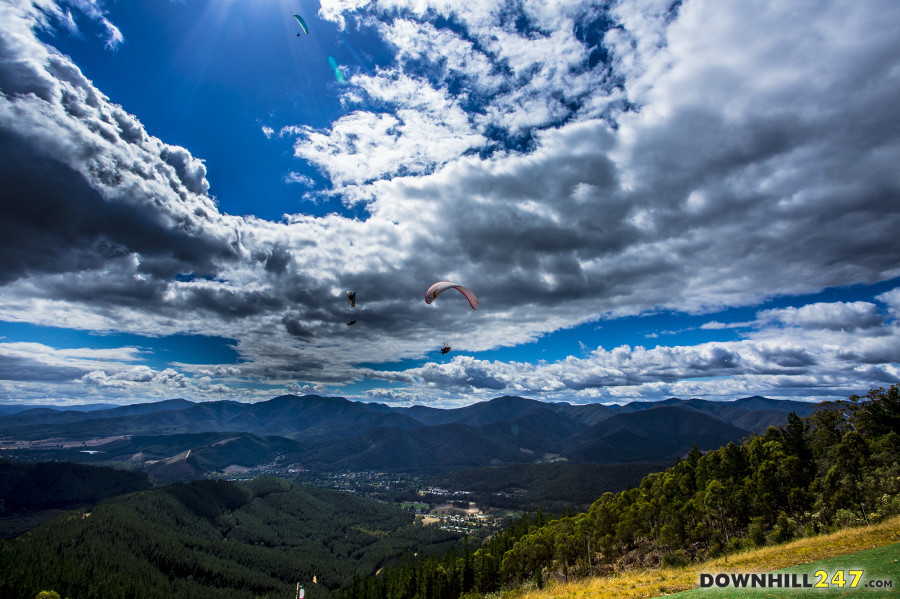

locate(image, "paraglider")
[[329, 56, 346, 83], [344, 290, 357, 327], [425, 281, 478, 310], [426, 281, 477, 354], [293, 14, 309, 36]]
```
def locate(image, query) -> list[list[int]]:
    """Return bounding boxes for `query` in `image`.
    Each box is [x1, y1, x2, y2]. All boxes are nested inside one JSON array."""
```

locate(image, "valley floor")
[[506, 515, 900, 599]]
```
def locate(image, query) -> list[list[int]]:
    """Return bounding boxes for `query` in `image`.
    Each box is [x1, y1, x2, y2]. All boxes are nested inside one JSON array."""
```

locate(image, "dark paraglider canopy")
[[347, 320, 357, 326], [440, 346, 451, 354]]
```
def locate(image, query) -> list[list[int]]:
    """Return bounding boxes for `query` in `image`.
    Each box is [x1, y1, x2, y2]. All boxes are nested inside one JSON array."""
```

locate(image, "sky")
[[1, 0, 899, 408]]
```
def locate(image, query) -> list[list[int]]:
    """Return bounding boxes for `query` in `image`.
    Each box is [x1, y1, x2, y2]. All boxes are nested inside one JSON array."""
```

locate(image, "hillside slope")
[[509, 515, 900, 599]]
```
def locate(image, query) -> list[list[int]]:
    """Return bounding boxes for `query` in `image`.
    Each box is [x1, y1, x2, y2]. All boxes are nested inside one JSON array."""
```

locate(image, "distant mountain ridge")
[[0, 402, 119, 415], [0, 394, 820, 476], [564, 405, 754, 462]]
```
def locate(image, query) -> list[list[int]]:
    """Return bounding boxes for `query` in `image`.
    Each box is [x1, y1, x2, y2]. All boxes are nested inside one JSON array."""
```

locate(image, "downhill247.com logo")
[[700, 570, 894, 590]]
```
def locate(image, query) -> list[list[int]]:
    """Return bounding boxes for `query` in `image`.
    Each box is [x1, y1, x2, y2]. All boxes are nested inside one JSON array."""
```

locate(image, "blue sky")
[[36, 0, 387, 220], [1, 0, 899, 407]]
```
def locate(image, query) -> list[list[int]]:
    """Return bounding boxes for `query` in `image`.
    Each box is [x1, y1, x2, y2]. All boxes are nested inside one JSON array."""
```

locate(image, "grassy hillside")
[[507, 515, 900, 599]]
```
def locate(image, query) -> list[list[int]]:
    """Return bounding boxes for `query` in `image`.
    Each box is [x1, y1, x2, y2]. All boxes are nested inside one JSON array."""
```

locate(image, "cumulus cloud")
[[759, 302, 884, 331], [0, 340, 142, 392], [289, 80, 487, 187], [877, 288, 900, 318], [365, 304, 900, 403], [1, 0, 899, 405], [286, 382, 331, 395], [77, 366, 197, 398], [705, 301, 886, 332]]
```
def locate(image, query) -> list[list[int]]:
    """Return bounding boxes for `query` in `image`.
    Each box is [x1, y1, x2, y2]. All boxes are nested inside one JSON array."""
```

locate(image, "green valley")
[[0, 477, 459, 599]]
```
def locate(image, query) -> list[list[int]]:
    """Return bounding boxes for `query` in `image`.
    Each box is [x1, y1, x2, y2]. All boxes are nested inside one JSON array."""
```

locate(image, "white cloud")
[[79, 366, 192, 391], [365, 300, 900, 403], [759, 302, 884, 331], [877, 288, 900, 317], [286, 382, 330, 395], [291, 74, 487, 186], [705, 301, 887, 332], [0, 341, 142, 368], [98, 16, 122, 49], [284, 171, 314, 186]]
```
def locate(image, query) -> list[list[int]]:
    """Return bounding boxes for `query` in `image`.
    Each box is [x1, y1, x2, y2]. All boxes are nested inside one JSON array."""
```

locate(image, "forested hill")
[[0, 461, 151, 516], [0, 461, 152, 538], [0, 477, 460, 599], [337, 385, 900, 599]]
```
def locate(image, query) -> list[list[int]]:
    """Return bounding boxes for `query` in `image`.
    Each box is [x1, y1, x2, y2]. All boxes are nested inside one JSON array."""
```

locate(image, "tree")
[[704, 479, 731, 545], [850, 385, 900, 438]]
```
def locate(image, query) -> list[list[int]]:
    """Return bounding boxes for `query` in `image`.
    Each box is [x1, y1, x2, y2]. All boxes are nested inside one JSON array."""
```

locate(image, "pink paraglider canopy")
[[425, 281, 478, 310]]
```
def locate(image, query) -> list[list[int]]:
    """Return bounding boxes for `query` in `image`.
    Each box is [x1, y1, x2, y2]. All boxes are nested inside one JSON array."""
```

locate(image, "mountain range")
[[0, 394, 819, 476]]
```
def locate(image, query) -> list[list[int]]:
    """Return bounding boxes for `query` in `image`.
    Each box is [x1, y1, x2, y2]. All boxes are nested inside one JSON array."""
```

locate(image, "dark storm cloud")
[[0, 129, 235, 287], [0, 354, 88, 382], [757, 347, 817, 370], [836, 337, 900, 366], [254, 244, 292, 275], [249, 358, 330, 379], [281, 313, 313, 340], [181, 286, 288, 320]]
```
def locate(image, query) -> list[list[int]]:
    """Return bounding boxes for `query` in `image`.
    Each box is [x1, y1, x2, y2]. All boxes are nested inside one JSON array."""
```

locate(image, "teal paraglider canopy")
[[293, 14, 309, 35]]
